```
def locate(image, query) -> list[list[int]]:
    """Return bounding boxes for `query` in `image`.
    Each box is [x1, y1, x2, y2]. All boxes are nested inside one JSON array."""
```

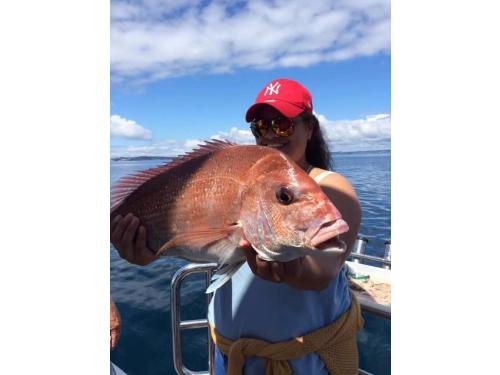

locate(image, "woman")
[[111, 79, 362, 374]]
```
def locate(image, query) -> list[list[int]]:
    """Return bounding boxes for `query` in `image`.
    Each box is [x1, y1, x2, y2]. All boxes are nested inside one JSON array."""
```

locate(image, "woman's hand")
[[244, 246, 304, 284], [110, 297, 121, 351], [111, 213, 157, 266], [241, 240, 342, 291]]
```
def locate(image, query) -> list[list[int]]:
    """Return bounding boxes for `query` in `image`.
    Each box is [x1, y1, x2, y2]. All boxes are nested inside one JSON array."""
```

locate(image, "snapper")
[[111, 140, 349, 292]]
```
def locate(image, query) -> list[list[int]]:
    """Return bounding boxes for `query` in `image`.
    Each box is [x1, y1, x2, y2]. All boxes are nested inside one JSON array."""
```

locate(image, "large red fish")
[[111, 140, 349, 292]]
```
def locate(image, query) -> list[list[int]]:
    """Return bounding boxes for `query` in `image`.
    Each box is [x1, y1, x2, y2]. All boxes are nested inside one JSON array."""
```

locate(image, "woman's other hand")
[[111, 213, 157, 266], [244, 246, 304, 284], [240, 239, 306, 287], [241, 239, 343, 291]]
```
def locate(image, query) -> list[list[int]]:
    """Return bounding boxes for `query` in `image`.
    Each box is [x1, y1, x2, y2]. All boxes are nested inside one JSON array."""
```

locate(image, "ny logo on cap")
[[264, 82, 281, 96]]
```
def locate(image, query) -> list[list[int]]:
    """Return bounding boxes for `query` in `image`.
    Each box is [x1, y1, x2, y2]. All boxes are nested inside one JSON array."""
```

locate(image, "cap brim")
[[245, 100, 305, 122]]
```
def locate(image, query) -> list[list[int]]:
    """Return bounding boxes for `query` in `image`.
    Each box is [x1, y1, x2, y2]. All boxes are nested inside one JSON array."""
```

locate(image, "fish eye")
[[276, 186, 294, 205]]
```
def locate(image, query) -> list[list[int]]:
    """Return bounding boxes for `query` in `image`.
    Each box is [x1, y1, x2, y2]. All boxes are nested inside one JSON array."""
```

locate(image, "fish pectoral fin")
[[206, 261, 245, 294], [157, 226, 238, 256], [211, 263, 238, 281]]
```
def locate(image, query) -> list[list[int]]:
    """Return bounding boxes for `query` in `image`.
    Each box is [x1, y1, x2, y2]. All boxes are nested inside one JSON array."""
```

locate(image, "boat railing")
[[170, 236, 390, 375], [171, 263, 217, 375], [350, 236, 391, 269]]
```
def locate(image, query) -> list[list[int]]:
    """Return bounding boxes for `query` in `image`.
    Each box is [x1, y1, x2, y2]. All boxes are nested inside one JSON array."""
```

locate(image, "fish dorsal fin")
[[111, 139, 237, 212]]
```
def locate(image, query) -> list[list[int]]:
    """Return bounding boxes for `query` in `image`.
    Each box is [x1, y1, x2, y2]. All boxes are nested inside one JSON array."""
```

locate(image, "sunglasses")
[[250, 116, 296, 138]]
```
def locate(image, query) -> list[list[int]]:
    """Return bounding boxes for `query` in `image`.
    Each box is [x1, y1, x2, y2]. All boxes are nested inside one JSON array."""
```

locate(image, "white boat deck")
[[346, 261, 391, 318]]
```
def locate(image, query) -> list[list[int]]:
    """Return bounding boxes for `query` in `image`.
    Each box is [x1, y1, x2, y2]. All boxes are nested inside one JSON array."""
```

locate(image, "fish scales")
[[111, 143, 277, 254]]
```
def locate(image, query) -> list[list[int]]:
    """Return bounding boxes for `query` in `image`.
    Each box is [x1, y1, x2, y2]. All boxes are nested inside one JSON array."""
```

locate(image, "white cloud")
[[111, 0, 390, 83], [111, 138, 202, 158], [110, 113, 390, 156], [317, 112, 391, 151], [110, 127, 253, 158], [212, 126, 255, 144], [110, 114, 153, 140]]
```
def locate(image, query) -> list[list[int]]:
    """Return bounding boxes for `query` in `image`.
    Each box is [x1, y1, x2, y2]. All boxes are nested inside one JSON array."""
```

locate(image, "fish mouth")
[[314, 235, 346, 254], [307, 219, 349, 250], [251, 219, 349, 262]]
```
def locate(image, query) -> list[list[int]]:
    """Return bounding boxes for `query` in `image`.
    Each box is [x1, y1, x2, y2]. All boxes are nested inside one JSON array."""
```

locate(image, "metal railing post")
[[171, 263, 218, 375], [206, 269, 215, 375], [383, 240, 391, 269], [352, 235, 368, 263]]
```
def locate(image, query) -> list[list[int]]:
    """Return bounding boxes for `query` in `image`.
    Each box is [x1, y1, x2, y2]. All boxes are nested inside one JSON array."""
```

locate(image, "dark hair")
[[298, 112, 333, 171]]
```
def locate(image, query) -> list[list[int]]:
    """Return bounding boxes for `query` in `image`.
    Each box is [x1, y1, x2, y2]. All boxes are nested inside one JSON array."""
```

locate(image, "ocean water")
[[110, 150, 391, 375]]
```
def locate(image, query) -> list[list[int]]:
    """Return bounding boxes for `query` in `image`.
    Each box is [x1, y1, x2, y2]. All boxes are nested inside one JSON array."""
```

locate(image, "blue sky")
[[110, 0, 391, 157]]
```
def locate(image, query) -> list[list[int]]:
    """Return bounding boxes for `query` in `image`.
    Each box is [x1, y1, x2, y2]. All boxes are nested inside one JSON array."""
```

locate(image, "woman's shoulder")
[[310, 168, 355, 194]]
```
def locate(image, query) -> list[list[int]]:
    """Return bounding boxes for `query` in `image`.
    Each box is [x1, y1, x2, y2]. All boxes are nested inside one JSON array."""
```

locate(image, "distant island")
[[111, 156, 174, 161], [111, 149, 390, 161], [334, 149, 390, 155]]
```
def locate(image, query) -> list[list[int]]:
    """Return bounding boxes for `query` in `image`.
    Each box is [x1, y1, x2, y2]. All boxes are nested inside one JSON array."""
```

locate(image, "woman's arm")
[[295, 172, 361, 289], [319, 172, 361, 260]]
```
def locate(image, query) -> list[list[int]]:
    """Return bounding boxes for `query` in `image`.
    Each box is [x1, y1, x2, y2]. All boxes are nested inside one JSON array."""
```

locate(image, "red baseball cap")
[[245, 78, 313, 122]]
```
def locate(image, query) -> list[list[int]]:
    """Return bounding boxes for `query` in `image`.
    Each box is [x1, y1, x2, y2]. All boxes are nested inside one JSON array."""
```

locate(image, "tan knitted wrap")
[[210, 294, 364, 375]]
